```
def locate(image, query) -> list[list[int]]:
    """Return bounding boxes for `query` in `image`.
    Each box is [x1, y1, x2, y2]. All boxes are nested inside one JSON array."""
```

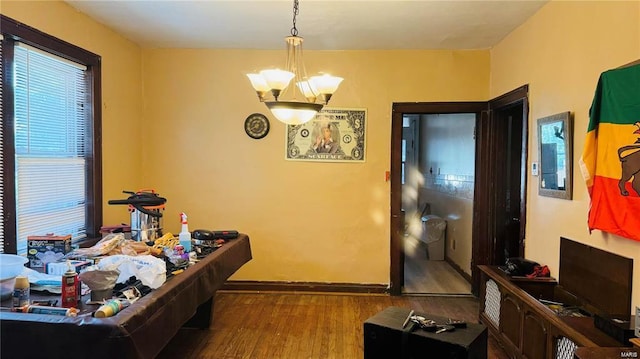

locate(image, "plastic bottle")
[[12, 276, 30, 308], [95, 299, 129, 318], [179, 212, 192, 252], [61, 261, 80, 308], [13, 305, 78, 317]]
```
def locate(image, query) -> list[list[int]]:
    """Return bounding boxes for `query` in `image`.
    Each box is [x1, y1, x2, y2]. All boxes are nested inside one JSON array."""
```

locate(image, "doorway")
[[390, 86, 529, 296], [402, 113, 475, 295]]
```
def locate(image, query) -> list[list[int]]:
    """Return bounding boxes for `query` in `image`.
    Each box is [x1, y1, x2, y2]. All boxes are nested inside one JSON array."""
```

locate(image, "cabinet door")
[[548, 326, 579, 359], [500, 293, 523, 356], [521, 305, 548, 359]]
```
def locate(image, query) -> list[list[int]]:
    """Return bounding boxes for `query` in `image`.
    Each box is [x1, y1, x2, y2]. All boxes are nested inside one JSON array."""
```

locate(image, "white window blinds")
[[14, 43, 89, 255]]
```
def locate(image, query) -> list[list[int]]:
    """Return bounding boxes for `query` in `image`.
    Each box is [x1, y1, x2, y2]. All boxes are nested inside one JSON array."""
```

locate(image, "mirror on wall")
[[537, 111, 573, 200]]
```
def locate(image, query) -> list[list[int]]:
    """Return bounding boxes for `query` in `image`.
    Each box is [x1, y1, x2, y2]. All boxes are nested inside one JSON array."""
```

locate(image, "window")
[[1, 15, 102, 254]]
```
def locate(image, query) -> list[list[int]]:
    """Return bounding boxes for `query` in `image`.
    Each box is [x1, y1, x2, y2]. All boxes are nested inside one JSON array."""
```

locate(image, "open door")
[[390, 102, 487, 295], [390, 87, 529, 296], [471, 85, 529, 294]]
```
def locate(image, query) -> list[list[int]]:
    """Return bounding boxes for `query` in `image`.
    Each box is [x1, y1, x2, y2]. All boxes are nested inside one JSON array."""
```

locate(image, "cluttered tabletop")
[[0, 190, 254, 359], [1, 226, 241, 318]]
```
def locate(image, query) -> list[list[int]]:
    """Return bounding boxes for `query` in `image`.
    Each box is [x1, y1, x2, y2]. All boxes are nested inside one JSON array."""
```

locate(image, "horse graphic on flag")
[[580, 63, 640, 242], [618, 122, 640, 197]]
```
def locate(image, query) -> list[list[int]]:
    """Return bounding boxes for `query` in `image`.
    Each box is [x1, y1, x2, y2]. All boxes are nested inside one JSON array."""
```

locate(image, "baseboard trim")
[[445, 256, 472, 284], [221, 280, 388, 294]]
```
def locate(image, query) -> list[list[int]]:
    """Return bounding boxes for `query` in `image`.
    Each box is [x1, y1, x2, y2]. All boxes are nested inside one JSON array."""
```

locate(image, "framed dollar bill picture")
[[285, 108, 367, 162]]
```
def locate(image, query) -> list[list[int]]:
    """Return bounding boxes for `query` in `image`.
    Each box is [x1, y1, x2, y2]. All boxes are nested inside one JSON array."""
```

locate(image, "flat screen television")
[[558, 237, 633, 316]]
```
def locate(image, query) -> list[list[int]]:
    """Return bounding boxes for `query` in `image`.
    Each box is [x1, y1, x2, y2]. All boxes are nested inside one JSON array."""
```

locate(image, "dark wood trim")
[[87, 60, 103, 238], [0, 15, 100, 65], [393, 102, 487, 114], [390, 107, 403, 295], [1, 38, 17, 254], [390, 102, 487, 296], [518, 98, 530, 256], [0, 14, 103, 246], [488, 85, 529, 110], [471, 109, 491, 294], [221, 281, 388, 294], [471, 85, 529, 295]]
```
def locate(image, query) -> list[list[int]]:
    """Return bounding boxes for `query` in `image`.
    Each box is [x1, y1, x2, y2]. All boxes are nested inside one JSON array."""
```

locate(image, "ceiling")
[[65, 0, 548, 50]]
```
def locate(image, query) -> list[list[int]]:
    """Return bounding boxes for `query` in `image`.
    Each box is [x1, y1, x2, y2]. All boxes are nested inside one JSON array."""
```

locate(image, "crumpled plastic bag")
[[68, 233, 158, 257], [70, 233, 125, 257], [78, 268, 120, 291], [96, 255, 166, 289]]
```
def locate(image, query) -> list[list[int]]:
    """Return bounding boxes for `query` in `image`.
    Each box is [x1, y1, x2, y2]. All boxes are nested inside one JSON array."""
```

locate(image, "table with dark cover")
[[0, 233, 252, 359], [364, 306, 487, 359]]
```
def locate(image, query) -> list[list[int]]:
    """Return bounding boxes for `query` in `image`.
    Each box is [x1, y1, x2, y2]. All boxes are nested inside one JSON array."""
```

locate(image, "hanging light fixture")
[[247, 0, 343, 125]]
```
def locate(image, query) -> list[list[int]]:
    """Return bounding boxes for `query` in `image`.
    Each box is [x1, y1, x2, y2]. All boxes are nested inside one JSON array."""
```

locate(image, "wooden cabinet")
[[478, 266, 621, 359], [522, 304, 548, 359], [500, 292, 523, 357]]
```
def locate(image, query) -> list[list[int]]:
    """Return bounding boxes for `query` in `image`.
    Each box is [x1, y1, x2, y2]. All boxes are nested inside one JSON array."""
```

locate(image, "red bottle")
[[61, 263, 80, 308]]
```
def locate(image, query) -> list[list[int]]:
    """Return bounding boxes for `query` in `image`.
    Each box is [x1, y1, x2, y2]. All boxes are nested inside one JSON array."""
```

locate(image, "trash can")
[[421, 215, 446, 260]]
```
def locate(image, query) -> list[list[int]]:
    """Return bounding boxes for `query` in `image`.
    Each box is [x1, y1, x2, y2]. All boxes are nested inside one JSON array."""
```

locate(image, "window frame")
[[1, 14, 102, 254]]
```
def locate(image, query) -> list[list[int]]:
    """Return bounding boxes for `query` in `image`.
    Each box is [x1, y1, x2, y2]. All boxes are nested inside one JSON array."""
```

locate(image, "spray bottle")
[[61, 260, 80, 308], [179, 212, 192, 252]]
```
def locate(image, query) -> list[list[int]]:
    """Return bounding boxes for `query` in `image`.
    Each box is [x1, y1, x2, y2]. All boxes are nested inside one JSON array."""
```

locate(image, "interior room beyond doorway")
[[402, 113, 475, 295]]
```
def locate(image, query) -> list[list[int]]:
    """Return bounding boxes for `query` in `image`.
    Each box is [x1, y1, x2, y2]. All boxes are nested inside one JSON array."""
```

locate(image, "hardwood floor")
[[404, 234, 471, 295], [158, 291, 510, 359]]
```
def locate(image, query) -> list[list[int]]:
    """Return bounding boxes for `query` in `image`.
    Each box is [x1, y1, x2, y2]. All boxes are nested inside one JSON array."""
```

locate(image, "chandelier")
[[247, 0, 343, 125]]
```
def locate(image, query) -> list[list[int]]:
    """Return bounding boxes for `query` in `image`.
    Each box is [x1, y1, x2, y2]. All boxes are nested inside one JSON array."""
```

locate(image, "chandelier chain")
[[291, 0, 299, 37], [246, 0, 342, 125]]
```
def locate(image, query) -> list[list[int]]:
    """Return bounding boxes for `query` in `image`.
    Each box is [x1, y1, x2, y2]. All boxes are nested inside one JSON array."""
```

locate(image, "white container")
[[0, 254, 28, 280], [0, 254, 28, 300], [420, 215, 447, 260]]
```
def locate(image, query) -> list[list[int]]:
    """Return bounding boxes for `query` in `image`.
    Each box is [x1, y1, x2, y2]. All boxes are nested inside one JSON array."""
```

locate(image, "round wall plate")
[[244, 113, 270, 139]]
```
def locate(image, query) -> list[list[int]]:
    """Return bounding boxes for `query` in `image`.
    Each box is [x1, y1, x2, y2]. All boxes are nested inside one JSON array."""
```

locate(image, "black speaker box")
[[363, 306, 487, 359], [594, 313, 636, 345]]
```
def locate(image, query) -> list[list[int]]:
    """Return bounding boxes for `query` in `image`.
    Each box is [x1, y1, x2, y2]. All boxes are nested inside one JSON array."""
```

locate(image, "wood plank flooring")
[[404, 235, 471, 294], [157, 291, 509, 359]]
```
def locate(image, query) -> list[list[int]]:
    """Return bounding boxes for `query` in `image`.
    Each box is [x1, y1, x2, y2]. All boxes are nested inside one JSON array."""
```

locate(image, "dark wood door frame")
[[390, 86, 529, 296], [472, 86, 529, 295], [390, 102, 487, 296]]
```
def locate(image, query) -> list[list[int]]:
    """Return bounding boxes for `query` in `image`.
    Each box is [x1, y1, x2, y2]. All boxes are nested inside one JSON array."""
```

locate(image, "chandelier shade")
[[265, 101, 323, 125], [247, 0, 343, 125]]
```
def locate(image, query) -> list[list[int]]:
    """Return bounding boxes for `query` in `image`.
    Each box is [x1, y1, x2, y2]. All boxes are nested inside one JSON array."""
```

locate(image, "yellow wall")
[[2, 1, 490, 285], [141, 48, 489, 283], [490, 0, 640, 312], [1, 0, 145, 221], [8, 0, 637, 310]]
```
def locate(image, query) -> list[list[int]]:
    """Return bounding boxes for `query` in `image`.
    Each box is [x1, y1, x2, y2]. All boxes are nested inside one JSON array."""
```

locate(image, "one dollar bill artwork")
[[286, 108, 366, 162]]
